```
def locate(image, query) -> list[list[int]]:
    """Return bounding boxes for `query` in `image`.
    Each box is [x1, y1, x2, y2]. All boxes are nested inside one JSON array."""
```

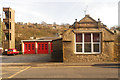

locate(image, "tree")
[[116, 27, 120, 31]]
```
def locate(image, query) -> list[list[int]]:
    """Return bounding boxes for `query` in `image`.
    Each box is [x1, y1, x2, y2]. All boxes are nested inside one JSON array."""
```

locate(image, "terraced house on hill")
[[51, 15, 117, 62]]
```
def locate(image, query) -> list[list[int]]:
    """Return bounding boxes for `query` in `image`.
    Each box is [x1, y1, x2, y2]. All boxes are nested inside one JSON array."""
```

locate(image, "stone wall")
[[2, 8, 15, 52], [51, 38, 63, 62], [10, 8, 15, 49], [63, 28, 115, 63], [118, 43, 120, 61], [114, 31, 120, 61]]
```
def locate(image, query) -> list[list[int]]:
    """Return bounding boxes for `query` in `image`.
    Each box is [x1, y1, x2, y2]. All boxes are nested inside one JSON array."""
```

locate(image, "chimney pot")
[[75, 19, 77, 22], [85, 14, 90, 17], [98, 18, 100, 21]]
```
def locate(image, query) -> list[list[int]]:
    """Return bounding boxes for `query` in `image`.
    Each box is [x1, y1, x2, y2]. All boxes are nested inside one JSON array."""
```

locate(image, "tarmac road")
[[1, 64, 119, 79]]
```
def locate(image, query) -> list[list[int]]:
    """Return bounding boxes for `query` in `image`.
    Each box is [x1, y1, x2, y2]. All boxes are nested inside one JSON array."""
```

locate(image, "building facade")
[[0, 17, 3, 54], [21, 40, 52, 54], [51, 15, 116, 62], [21, 37, 60, 54], [2, 7, 15, 51]]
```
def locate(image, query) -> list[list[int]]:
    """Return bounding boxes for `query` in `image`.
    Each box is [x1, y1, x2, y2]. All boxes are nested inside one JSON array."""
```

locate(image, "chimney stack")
[[98, 18, 101, 22], [98, 18, 101, 29], [85, 14, 90, 17]]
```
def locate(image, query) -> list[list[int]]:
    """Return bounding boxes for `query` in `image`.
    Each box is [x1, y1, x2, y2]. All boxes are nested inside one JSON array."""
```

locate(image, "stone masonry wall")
[[51, 39, 63, 62], [63, 28, 115, 63]]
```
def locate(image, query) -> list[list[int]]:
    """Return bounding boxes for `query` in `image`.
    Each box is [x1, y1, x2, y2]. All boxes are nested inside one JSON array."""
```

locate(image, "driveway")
[[1, 54, 51, 63]]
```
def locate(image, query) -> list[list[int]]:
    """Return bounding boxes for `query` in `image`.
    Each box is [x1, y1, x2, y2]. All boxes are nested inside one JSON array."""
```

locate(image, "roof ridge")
[[79, 15, 97, 23]]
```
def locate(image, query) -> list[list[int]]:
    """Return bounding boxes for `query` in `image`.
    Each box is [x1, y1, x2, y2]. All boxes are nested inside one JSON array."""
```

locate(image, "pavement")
[[0, 54, 119, 67], [1, 62, 120, 68]]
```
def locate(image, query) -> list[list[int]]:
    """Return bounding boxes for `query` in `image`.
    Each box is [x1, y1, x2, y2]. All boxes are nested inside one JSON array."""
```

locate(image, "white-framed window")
[[75, 33, 101, 54]]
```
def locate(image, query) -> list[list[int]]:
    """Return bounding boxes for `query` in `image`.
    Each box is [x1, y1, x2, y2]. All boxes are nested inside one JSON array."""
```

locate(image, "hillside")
[[15, 23, 69, 50]]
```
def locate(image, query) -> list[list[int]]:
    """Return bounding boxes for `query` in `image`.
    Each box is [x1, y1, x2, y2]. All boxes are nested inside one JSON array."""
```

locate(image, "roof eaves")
[[104, 27, 114, 34]]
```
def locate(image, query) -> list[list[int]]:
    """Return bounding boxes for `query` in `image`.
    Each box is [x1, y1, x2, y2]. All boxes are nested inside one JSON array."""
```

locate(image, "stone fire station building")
[[51, 15, 116, 62]]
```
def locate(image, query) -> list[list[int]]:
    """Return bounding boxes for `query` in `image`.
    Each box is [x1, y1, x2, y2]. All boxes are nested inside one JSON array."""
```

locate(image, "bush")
[[19, 51, 23, 54], [2, 51, 7, 55]]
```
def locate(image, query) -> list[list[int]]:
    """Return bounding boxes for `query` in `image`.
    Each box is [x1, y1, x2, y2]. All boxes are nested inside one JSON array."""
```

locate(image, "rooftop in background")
[[21, 37, 62, 42], [3, 7, 15, 12], [36, 37, 62, 40]]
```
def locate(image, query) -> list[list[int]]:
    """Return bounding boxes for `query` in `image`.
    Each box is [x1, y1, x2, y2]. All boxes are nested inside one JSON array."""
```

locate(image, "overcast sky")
[[0, 0, 119, 28]]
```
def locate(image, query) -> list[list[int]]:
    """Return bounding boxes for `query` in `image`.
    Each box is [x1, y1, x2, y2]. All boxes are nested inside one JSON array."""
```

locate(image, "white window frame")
[[75, 33, 101, 54]]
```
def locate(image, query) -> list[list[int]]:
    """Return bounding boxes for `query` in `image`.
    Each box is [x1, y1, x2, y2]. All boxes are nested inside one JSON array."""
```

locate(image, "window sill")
[[74, 52, 100, 54]]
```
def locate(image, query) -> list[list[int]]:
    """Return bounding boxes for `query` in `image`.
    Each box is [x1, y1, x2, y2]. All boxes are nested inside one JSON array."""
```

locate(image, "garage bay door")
[[24, 42, 35, 54], [37, 42, 48, 54]]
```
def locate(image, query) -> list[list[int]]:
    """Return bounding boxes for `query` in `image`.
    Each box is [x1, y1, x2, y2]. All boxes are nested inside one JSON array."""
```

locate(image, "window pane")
[[25, 44, 27, 50], [93, 44, 99, 52], [42, 44, 44, 50], [93, 33, 100, 42], [76, 44, 82, 52], [76, 33, 82, 42], [29, 44, 31, 50], [45, 44, 48, 50], [39, 44, 40, 50], [84, 33, 91, 42], [84, 43, 91, 52], [32, 44, 34, 50]]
